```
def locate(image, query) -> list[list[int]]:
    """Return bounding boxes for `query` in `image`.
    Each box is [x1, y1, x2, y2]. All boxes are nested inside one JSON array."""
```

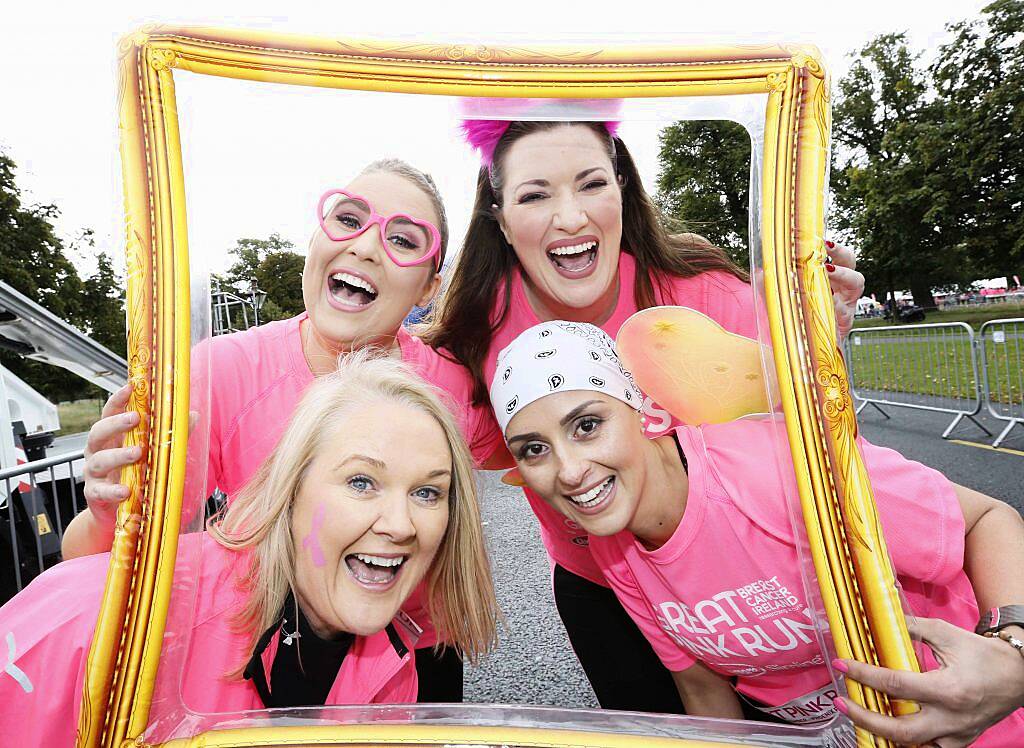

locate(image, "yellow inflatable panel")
[[617, 306, 777, 425]]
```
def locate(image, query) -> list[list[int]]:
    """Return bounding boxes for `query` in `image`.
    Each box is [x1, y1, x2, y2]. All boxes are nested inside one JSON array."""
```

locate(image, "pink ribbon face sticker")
[[302, 502, 327, 568]]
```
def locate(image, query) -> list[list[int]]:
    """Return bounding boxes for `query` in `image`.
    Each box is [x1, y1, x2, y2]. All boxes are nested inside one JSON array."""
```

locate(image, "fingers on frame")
[[827, 242, 857, 270], [827, 266, 864, 302], [84, 479, 130, 505], [100, 383, 133, 419], [906, 616, 963, 649], [842, 659, 940, 702], [84, 412, 139, 456], [85, 446, 140, 479], [841, 696, 941, 746]]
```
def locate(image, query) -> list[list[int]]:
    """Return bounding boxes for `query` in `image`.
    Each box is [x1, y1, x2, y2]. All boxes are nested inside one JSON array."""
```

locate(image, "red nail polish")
[[834, 697, 849, 714], [831, 658, 849, 673], [825, 239, 835, 248], [826, 263, 836, 273]]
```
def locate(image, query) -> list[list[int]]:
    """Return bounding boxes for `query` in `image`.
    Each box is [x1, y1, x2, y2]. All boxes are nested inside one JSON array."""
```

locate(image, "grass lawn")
[[847, 324, 1023, 407], [854, 301, 1024, 331], [57, 398, 104, 435]]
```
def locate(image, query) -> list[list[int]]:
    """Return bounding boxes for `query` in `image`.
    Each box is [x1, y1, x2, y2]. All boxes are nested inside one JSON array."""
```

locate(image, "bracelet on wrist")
[[984, 630, 1024, 661]]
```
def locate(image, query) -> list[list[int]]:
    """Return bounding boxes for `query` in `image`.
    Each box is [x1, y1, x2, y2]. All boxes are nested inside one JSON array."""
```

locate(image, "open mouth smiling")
[[344, 552, 407, 589], [565, 476, 615, 514], [547, 238, 599, 276], [328, 271, 379, 308]]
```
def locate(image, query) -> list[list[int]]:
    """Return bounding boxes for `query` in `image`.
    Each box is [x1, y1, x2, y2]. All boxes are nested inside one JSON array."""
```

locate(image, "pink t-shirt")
[[485, 252, 759, 584], [0, 533, 418, 746], [195, 313, 498, 499], [589, 419, 1024, 744], [189, 313, 498, 647]]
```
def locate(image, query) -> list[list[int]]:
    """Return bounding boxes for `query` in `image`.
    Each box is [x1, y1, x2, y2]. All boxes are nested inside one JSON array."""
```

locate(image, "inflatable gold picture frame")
[[79, 24, 921, 748]]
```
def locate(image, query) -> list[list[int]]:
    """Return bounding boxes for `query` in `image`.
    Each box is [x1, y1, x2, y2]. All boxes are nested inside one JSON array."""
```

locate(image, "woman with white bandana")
[[490, 321, 1024, 746]]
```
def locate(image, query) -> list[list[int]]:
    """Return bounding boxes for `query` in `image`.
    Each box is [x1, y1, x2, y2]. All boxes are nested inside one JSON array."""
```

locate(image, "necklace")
[[281, 617, 301, 646]]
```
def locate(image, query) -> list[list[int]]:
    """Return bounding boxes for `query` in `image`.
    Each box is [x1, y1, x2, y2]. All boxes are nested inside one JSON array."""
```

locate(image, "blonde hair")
[[209, 351, 499, 674]]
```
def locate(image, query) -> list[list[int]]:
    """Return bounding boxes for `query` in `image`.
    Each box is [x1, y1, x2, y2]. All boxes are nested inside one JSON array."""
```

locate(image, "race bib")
[[751, 682, 838, 725]]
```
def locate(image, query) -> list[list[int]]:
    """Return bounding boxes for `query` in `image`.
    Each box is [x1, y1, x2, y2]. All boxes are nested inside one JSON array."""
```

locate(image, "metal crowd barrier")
[[978, 318, 1024, 448], [1, 451, 227, 604], [845, 323, 991, 439], [1, 450, 86, 603]]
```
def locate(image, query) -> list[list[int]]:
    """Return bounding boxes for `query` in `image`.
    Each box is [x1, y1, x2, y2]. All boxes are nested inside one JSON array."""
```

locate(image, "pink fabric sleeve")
[[702, 420, 966, 586], [0, 553, 109, 746], [858, 438, 966, 586], [699, 271, 760, 339], [186, 336, 221, 503], [591, 538, 696, 672], [658, 270, 760, 340], [464, 401, 505, 466], [398, 332, 503, 466]]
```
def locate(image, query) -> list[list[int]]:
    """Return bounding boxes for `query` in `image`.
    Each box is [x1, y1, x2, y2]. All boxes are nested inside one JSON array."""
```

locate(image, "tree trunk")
[[909, 279, 935, 308]]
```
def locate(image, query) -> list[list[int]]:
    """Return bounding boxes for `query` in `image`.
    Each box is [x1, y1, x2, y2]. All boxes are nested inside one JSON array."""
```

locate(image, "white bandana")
[[489, 321, 644, 436]]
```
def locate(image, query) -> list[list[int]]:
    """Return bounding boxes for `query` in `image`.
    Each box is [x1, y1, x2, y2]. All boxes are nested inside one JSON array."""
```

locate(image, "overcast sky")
[[1, 0, 991, 280]]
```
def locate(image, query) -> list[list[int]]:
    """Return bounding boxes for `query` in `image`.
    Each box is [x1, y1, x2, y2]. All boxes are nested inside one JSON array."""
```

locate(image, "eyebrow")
[[388, 216, 427, 231], [506, 400, 604, 445], [337, 454, 387, 470], [425, 469, 451, 479], [560, 400, 602, 426], [333, 197, 370, 211], [512, 167, 609, 193], [507, 431, 542, 446]]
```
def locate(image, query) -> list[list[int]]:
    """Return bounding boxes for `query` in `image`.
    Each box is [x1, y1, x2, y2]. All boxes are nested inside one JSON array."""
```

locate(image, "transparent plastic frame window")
[[79, 25, 922, 748]]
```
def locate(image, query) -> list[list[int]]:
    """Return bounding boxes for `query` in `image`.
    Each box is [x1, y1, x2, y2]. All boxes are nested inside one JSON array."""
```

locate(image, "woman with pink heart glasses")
[[62, 157, 507, 704]]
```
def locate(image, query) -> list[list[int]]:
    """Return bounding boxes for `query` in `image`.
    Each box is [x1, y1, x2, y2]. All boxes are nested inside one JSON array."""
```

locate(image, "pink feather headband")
[[459, 98, 622, 167]]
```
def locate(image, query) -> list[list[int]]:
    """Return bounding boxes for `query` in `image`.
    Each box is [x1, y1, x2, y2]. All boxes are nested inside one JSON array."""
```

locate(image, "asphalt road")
[[857, 405, 1023, 515], [464, 471, 598, 708], [464, 408, 1023, 707]]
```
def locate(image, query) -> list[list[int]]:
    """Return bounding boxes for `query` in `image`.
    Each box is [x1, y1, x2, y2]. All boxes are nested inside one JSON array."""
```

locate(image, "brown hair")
[[424, 121, 748, 404]]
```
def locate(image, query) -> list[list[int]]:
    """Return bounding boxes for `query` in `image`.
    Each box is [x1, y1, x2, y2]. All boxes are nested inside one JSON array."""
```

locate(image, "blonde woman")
[[0, 354, 499, 746]]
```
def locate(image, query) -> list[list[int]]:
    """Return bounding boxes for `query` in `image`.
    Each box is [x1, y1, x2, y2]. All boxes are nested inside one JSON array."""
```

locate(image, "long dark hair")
[[424, 121, 747, 405]]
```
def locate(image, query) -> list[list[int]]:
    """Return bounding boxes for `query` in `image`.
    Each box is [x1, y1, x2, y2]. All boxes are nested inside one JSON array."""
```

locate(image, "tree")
[[219, 234, 305, 324], [222, 234, 291, 290], [0, 153, 85, 325], [830, 33, 971, 307], [0, 153, 113, 403], [928, 0, 1024, 284], [255, 250, 305, 319], [655, 121, 752, 268], [77, 234, 127, 358]]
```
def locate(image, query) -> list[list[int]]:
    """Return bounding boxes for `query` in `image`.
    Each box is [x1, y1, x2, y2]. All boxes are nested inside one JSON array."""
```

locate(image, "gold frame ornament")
[[80, 24, 919, 748]]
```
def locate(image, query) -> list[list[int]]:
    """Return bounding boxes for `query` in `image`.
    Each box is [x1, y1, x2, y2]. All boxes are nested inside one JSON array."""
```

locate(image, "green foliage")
[[652, 3, 1024, 304], [0, 154, 84, 324], [256, 249, 305, 318], [830, 33, 962, 307], [218, 234, 305, 323], [76, 233, 127, 357], [0, 153, 125, 404], [928, 0, 1024, 282], [832, 3, 1024, 304], [655, 120, 752, 268]]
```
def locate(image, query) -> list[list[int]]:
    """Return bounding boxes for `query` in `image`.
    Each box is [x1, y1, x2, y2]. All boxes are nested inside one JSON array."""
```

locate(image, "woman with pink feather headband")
[[425, 99, 865, 715]]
